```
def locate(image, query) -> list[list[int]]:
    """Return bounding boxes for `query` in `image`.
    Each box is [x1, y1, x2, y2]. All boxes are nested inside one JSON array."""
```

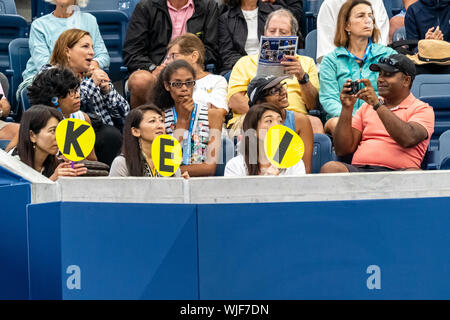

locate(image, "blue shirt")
[[22, 11, 110, 80], [319, 43, 396, 120], [283, 110, 296, 132]]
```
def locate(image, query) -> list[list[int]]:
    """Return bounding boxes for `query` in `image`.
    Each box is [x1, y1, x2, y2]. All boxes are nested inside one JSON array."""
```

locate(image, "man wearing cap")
[[246, 74, 314, 173], [321, 53, 435, 173], [227, 8, 323, 134]]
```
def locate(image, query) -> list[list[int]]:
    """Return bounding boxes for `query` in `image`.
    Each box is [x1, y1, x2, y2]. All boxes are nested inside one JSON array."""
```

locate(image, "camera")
[[349, 81, 361, 95]]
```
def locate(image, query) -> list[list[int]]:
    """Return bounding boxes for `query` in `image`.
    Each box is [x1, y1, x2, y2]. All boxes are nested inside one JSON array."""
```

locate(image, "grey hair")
[[44, 0, 89, 7], [264, 8, 299, 36]]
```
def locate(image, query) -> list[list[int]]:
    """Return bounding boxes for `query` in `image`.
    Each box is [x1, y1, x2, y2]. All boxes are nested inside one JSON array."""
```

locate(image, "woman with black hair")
[[152, 60, 224, 177], [14, 105, 87, 181], [109, 104, 188, 178], [224, 103, 306, 176], [27, 67, 97, 161]]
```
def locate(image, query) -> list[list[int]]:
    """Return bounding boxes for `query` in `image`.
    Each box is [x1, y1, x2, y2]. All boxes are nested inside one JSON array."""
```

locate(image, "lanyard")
[[58, 108, 77, 119], [346, 38, 372, 64], [172, 104, 197, 165]]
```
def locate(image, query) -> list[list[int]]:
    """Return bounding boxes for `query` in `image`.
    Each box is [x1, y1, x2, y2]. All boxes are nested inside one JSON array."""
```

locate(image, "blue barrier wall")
[[27, 202, 198, 300], [24, 197, 450, 300], [0, 167, 31, 299], [197, 199, 450, 299]]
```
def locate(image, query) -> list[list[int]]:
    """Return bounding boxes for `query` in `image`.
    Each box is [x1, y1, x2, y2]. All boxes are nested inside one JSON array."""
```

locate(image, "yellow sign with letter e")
[[151, 135, 183, 177], [264, 125, 304, 169], [55, 118, 96, 162]]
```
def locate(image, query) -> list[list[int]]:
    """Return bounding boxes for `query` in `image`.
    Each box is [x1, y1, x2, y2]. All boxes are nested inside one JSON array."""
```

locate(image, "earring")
[[348, 31, 351, 36], [51, 97, 59, 107], [33, 143, 36, 149]]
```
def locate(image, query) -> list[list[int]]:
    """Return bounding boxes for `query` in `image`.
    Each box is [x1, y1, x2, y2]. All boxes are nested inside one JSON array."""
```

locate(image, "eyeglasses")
[[378, 57, 400, 69], [68, 88, 80, 98], [265, 82, 287, 96], [169, 80, 196, 88], [165, 52, 182, 62]]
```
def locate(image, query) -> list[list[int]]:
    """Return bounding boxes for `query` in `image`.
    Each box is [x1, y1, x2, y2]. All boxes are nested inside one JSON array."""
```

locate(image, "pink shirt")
[[351, 93, 435, 169], [167, 0, 194, 40]]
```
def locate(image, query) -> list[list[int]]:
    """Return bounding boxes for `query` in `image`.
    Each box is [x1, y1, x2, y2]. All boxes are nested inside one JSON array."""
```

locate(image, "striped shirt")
[[164, 103, 210, 164], [41, 64, 130, 127]]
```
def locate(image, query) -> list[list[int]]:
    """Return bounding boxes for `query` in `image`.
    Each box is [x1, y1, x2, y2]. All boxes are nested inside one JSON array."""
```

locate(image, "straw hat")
[[407, 39, 450, 65]]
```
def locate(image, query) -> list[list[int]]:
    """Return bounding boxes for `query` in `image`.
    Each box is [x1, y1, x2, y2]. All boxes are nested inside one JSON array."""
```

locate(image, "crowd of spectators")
[[1, 0, 448, 179]]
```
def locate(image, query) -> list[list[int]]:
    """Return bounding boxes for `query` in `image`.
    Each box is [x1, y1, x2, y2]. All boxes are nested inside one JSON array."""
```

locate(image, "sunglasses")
[[264, 82, 287, 96], [168, 80, 196, 88], [378, 57, 401, 69]]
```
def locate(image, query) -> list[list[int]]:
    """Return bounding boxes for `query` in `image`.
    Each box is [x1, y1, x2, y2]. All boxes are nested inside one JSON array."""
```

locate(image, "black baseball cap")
[[369, 53, 416, 77], [247, 75, 290, 106]]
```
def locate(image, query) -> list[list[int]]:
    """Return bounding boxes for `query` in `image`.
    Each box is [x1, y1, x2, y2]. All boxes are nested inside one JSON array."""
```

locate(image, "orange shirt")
[[351, 93, 435, 169]]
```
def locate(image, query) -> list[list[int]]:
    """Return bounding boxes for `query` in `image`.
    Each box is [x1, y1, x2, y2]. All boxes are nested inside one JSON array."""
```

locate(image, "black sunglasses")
[[378, 57, 401, 69]]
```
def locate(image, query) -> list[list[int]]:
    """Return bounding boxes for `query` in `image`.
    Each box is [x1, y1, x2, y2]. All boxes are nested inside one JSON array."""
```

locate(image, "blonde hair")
[[44, 0, 89, 8], [334, 0, 380, 48], [167, 33, 206, 68], [50, 29, 91, 68]]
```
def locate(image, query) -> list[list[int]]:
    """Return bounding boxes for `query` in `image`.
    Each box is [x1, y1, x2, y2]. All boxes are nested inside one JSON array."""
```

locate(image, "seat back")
[[301, 29, 317, 63], [438, 130, 450, 169], [304, 0, 323, 35], [0, 15, 28, 75], [411, 74, 450, 98], [85, 0, 139, 18], [420, 95, 450, 143], [390, 0, 404, 15], [20, 87, 30, 114], [32, 0, 139, 20], [312, 133, 333, 174], [0, 0, 16, 14], [383, 0, 403, 19], [32, 0, 55, 19], [86, 10, 128, 82], [215, 136, 236, 176], [0, 139, 10, 150], [7, 38, 30, 119]]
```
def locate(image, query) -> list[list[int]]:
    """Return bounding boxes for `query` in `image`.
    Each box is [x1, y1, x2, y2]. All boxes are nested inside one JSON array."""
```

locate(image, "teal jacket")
[[319, 43, 397, 120]]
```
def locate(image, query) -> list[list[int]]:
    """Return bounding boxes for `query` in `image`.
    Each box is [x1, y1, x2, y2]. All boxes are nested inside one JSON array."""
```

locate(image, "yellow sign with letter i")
[[264, 125, 304, 169]]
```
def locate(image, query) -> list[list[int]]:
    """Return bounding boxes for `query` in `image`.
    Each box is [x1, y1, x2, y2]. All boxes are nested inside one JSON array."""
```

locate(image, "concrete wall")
[[4, 147, 450, 204]]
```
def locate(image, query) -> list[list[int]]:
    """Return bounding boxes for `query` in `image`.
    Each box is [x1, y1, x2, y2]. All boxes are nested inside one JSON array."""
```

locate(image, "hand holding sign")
[[56, 118, 96, 162], [264, 125, 304, 169], [151, 135, 183, 177], [49, 161, 88, 181]]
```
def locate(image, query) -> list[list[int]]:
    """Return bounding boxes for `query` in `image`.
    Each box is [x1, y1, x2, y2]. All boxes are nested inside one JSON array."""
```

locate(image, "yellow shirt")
[[227, 54, 320, 126]]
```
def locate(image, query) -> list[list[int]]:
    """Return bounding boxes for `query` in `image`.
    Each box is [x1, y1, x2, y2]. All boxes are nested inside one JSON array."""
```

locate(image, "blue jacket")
[[405, 0, 450, 41], [319, 43, 397, 120]]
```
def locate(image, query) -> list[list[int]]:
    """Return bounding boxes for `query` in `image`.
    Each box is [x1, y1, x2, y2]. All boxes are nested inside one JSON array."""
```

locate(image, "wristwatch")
[[372, 98, 385, 111], [148, 64, 157, 73], [298, 73, 309, 84]]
